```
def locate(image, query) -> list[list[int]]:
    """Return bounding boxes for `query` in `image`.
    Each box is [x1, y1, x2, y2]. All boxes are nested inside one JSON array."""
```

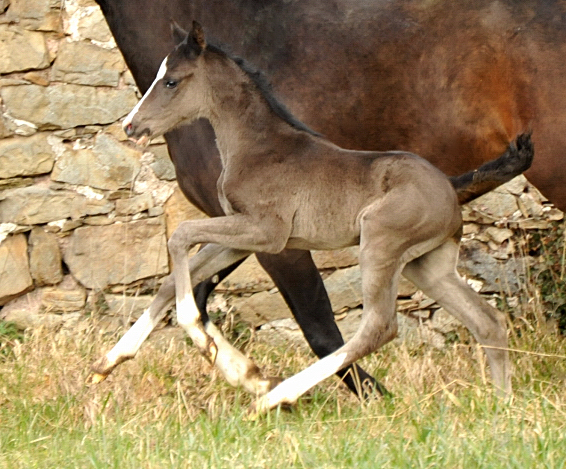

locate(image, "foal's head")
[[123, 21, 212, 146]]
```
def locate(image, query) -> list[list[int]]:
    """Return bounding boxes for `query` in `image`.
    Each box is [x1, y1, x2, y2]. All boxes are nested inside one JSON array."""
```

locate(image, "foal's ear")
[[170, 20, 188, 46], [189, 20, 207, 52]]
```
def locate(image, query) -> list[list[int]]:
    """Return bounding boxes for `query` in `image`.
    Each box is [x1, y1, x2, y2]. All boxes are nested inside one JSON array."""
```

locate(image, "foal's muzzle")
[[124, 122, 135, 138], [122, 119, 151, 147]]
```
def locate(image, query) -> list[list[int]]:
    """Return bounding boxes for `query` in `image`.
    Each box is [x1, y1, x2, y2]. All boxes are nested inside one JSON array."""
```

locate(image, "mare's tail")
[[450, 132, 533, 205]]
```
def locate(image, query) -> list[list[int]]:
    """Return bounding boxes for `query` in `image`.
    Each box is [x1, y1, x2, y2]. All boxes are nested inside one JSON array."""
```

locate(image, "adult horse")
[[91, 0, 552, 391]]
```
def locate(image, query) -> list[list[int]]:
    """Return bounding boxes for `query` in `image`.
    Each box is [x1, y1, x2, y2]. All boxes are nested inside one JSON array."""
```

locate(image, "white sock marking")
[[106, 309, 156, 364], [257, 352, 348, 411], [176, 292, 201, 327], [178, 295, 270, 394], [176, 292, 215, 357], [205, 322, 252, 388]]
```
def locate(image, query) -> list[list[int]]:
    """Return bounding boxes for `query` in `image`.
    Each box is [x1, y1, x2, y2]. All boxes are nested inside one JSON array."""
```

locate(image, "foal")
[[108, 22, 517, 412]]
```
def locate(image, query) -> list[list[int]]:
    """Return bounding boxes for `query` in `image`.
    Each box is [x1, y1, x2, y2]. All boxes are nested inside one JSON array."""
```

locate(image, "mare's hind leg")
[[402, 239, 511, 394]]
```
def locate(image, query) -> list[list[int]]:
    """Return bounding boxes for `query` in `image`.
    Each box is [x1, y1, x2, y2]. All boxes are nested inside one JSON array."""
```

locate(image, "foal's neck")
[[203, 53, 311, 164]]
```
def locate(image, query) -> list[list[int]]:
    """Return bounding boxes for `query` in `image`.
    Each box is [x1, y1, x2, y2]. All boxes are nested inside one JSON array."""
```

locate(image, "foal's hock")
[[93, 21, 531, 412]]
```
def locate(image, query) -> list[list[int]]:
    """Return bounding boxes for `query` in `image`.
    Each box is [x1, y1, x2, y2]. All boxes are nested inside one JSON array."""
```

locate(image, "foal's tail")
[[450, 132, 534, 205]]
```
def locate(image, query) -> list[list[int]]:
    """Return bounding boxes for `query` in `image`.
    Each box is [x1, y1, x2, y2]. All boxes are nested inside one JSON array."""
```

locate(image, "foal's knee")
[[167, 226, 191, 259]]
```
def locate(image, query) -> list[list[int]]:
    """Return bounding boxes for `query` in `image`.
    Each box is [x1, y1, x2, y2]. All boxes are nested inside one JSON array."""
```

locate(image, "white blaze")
[[123, 56, 169, 128]]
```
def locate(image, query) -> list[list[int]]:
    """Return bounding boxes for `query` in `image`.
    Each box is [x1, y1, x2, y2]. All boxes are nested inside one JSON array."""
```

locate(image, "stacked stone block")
[[0, 0, 195, 327]]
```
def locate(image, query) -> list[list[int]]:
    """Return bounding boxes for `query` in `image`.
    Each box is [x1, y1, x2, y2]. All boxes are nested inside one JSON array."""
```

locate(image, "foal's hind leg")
[[250, 265, 403, 414], [402, 239, 511, 394], [257, 249, 386, 398], [250, 215, 447, 414]]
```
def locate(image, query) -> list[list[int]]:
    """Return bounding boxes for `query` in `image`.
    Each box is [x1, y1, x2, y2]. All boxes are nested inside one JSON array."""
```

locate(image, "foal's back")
[[268, 136, 462, 252]]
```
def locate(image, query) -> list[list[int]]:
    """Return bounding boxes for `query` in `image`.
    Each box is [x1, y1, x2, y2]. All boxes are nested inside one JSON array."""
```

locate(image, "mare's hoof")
[[362, 378, 392, 400]]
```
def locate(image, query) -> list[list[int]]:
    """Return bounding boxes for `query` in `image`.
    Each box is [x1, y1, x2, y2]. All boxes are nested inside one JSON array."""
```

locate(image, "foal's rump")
[[359, 158, 460, 256], [284, 149, 459, 252]]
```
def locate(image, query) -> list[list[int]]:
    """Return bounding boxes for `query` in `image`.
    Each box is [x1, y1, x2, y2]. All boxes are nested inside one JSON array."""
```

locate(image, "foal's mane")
[[206, 42, 321, 137]]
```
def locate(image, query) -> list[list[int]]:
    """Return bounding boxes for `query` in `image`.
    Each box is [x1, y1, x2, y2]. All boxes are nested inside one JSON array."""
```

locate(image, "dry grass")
[[1, 222, 564, 467], [1, 313, 565, 468]]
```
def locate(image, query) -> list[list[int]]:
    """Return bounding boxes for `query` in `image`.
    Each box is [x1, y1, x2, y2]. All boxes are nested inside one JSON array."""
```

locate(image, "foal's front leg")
[[170, 246, 219, 365], [167, 216, 289, 394], [89, 243, 278, 393], [89, 272, 175, 384], [89, 243, 240, 382]]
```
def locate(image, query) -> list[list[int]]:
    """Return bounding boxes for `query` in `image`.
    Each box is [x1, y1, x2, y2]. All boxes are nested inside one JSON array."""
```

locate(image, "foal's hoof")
[[246, 399, 271, 420], [200, 339, 218, 366], [247, 396, 295, 420], [86, 356, 117, 385], [252, 376, 284, 398], [265, 376, 284, 392], [86, 372, 108, 385]]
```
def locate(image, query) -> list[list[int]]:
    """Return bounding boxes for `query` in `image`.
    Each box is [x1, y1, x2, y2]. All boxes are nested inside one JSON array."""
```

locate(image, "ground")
[[0, 313, 565, 468]]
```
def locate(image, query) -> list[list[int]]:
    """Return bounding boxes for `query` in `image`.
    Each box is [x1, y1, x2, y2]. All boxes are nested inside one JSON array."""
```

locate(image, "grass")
[[0, 317, 565, 468], [524, 222, 566, 330], [1, 223, 564, 468]]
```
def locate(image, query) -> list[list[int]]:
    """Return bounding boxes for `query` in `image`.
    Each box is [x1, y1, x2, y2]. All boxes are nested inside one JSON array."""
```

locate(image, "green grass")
[[0, 320, 23, 358], [524, 221, 566, 331], [0, 319, 565, 468]]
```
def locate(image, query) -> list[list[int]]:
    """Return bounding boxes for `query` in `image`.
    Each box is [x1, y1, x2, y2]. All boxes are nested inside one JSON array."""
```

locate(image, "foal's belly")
[[285, 216, 362, 251], [285, 236, 360, 251]]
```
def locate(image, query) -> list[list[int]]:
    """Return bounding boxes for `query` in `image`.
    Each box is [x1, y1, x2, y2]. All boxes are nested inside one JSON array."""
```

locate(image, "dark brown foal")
[[95, 22, 531, 412]]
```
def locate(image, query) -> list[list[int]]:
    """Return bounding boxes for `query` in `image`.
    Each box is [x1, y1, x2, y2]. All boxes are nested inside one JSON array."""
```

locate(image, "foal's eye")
[[165, 80, 178, 89]]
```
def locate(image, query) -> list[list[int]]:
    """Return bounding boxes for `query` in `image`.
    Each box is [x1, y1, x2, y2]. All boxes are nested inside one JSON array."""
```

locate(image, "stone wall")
[[0, 1, 563, 346], [0, 0, 203, 328]]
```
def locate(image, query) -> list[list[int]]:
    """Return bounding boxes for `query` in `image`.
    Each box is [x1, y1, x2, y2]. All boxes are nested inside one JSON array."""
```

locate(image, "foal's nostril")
[[124, 123, 134, 137]]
